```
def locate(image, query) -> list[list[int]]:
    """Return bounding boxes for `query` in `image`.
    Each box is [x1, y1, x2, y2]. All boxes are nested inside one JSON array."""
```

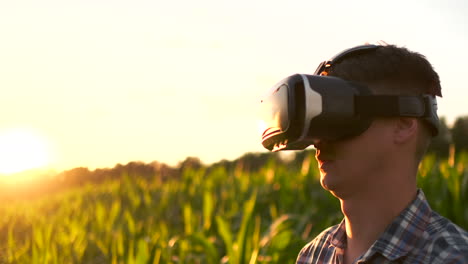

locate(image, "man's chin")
[[320, 174, 337, 191], [320, 174, 346, 198]]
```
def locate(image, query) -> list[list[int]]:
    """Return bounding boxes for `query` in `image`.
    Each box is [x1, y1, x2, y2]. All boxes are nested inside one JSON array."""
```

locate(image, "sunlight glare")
[[257, 120, 267, 136], [0, 128, 51, 175]]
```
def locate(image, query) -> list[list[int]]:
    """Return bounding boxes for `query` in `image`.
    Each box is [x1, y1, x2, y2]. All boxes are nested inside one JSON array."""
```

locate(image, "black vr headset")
[[260, 45, 440, 151]]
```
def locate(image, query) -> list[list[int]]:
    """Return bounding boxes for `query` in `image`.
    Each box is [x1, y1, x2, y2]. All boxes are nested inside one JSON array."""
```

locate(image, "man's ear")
[[394, 117, 418, 144]]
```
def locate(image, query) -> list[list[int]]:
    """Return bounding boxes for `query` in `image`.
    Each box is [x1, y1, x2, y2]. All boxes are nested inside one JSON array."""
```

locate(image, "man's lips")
[[317, 158, 334, 168], [315, 150, 335, 169], [317, 159, 335, 173]]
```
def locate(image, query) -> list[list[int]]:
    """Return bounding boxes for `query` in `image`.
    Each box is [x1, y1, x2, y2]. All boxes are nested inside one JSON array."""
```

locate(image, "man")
[[294, 44, 468, 263]]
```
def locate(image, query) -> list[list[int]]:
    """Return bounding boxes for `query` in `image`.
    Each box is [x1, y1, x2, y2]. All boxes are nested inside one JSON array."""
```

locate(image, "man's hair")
[[326, 44, 442, 162]]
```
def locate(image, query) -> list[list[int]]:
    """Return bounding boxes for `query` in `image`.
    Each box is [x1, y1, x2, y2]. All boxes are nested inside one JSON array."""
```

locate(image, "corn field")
[[0, 152, 467, 264]]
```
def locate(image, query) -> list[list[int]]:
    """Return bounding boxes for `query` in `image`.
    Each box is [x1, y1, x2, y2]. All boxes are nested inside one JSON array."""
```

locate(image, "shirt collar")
[[329, 218, 347, 249], [363, 189, 432, 261]]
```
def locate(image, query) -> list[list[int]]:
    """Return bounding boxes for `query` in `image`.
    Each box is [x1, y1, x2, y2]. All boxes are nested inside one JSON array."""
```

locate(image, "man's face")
[[314, 118, 396, 199]]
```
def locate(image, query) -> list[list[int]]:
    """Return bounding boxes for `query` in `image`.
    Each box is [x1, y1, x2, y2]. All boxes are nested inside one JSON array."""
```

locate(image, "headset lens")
[[261, 83, 290, 135]]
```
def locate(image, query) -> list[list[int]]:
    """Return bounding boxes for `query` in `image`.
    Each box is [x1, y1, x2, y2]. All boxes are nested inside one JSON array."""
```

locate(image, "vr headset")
[[260, 45, 439, 151]]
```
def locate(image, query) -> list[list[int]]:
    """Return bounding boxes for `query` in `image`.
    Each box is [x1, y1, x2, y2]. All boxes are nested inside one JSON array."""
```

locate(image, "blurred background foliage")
[[0, 116, 467, 263]]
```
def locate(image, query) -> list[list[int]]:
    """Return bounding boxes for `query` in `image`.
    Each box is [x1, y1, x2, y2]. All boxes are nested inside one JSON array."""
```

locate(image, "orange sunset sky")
[[1, 0, 467, 175]]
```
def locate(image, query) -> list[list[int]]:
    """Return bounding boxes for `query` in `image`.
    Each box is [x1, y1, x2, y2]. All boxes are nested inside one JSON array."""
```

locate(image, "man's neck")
[[340, 177, 417, 264]]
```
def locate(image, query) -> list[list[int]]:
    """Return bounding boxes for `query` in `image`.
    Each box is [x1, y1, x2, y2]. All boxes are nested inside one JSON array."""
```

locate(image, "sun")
[[0, 128, 52, 175]]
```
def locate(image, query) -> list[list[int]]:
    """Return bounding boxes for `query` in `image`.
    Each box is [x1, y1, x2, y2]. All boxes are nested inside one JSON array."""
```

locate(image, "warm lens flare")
[[0, 128, 52, 175]]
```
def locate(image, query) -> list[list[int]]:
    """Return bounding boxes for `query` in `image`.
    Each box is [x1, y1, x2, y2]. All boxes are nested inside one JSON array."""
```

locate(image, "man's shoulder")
[[426, 210, 468, 245], [296, 224, 341, 263], [419, 211, 468, 263]]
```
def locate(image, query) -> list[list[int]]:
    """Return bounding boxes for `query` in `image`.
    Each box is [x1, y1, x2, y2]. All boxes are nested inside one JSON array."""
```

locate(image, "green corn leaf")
[[152, 248, 161, 264], [125, 210, 136, 235], [183, 203, 193, 236], [135, 239, 149, 264], [216, 216, 237, 264], [237, 192, 257, 264], [203, 191, 214, 231], [127, 238, 135, 264], [187, 232, 219, 264]]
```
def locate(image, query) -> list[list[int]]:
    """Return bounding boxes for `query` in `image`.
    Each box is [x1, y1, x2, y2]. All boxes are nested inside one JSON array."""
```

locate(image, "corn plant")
[[0, 152, 466, 263]]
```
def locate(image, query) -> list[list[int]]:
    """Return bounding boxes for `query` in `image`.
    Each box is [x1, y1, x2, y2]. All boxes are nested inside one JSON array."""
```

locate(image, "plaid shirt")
[[296, 189, 468, 264]]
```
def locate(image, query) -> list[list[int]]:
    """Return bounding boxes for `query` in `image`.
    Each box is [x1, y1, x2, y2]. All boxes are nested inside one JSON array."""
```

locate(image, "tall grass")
[[0, 152, 466, 263]]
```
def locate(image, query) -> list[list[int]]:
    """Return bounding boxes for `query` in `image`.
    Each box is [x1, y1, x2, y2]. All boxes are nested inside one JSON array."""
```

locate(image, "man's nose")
[[313, 139, 334, 149], [313, 139, 326, 149]]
